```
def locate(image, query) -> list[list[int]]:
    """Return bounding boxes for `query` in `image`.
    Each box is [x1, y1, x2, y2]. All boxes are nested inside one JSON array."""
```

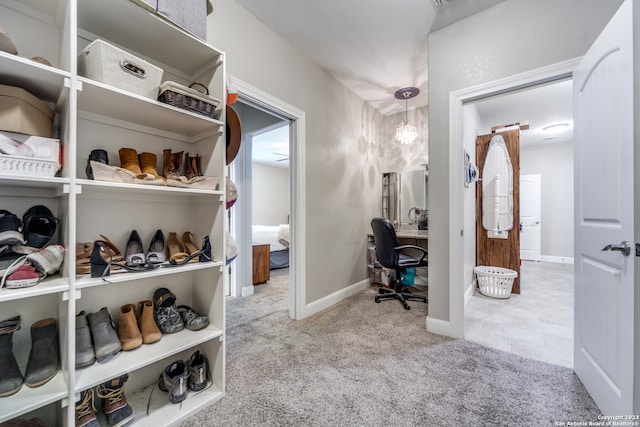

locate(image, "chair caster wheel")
[[404, 304, 410, 310], [375, 297, 381, 303]]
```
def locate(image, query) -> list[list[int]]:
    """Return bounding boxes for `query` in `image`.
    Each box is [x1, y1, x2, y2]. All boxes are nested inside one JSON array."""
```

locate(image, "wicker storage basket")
[[474, 265, 517, 299], [158, 81, 220, 119], [0, 154, 60, 177]]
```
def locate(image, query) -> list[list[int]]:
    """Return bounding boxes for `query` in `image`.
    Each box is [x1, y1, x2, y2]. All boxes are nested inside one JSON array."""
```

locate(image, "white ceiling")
[[474, 79, 574, 147], [235, 0, 506, 116], [252, 124, 290, 168]]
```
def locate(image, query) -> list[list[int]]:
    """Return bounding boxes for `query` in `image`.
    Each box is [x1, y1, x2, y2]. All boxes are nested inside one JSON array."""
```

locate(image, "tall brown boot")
[[136, 300, 162, 344], [117, 304, 142, 351], [163, 149, 183, 180], [118, 148, 143, 176], [184, 152, 200, 180], [162, 148, 173, 178], [138, 152, 163, 180], [172, 151, 183, 177]]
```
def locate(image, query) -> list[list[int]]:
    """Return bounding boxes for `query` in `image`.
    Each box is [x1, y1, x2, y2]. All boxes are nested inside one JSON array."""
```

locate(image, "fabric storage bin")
[[157, 0, 210, 40], [78, 39, 164, 100], [158, 81, 220, 119], [0, 85, 54, 138]]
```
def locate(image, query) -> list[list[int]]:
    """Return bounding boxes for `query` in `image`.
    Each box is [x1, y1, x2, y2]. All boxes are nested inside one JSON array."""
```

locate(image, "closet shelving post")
[[0, 0, 227, 424]]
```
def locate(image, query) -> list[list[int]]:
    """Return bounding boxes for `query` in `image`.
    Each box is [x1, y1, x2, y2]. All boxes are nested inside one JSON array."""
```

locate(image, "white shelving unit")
[[0, 0, 226, 424]]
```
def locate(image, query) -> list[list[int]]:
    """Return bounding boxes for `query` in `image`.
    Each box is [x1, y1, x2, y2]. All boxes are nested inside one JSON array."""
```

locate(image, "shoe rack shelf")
[[0, 0, 227, 424]]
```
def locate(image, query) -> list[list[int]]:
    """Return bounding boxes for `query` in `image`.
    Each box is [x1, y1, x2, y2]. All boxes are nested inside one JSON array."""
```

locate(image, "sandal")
[[168, 235, 211, 266], [90, 240, 157, 278], [76, 235, 124, 274], [166, 232, 189, 264]]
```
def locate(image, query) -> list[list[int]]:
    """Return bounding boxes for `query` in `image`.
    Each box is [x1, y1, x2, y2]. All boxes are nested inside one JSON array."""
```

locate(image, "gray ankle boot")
[[0, 315, 23, 397], [87, 308, 122, 362], [24, 318, 59, 388], [76, 311, 95, 369]]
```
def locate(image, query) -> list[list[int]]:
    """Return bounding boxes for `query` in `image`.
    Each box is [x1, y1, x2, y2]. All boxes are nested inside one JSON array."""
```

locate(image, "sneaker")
[[75, 388, 100, 427], [21, 205, 58, 250], [26, 244, 65, 276], [0, 210, 25, 246], [177, 305, 209, 331], [153, 288, 184, 334], [4, 264, 39, 289], [158, 360, 188, 404], [97, 374, 134, 427], [187, 350, 209, 392]]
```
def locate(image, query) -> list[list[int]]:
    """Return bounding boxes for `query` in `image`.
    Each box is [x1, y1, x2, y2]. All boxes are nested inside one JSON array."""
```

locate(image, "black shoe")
[[153, 288, 184, 334], [125, 230, 145, 267], [86, 149, 109, 180], [0, 315, 23, 397], [187, 350, 209, 392], [86, 308, 122, 363], [97, 374, 134, 427], [158, 360, 188, 404], [21, 205, 58, 250], [24, 318, 59, 388], [0, 210, 25, 246], [146, 229, 166, 264], [76, 311, 95, 369]]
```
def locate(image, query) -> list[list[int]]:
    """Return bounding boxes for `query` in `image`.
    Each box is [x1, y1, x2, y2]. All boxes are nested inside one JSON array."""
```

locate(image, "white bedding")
[[252, 225, 289, 251]]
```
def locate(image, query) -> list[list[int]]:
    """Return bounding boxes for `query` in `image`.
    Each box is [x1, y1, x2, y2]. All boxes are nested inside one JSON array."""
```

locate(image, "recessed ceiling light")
[[542, 123, 571, 132]]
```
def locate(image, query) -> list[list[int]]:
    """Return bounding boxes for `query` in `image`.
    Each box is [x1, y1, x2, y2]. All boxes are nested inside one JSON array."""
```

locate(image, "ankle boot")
[[138, 152, 163, 180], [97, 374, 134, 427], [119, 148, 143, 176], [86, 308, 122, 363], [117, 304, 142, 351], [76, 311, 95, 369], [184, 152, 197, 180], [172, 151, 183, 177], [194, 154, 203, 176], [75, 388, 100, 427], [0, 315, 23, 397], [86, 149, 109, 180], [24, 318, 59, 388], [136, 300, 162, 344], [162, 149, 173, 178]]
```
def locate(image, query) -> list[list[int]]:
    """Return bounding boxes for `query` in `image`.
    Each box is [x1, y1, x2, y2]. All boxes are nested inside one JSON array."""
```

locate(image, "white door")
[[574, 0, 635, 414], [520, 174, 541, 261]]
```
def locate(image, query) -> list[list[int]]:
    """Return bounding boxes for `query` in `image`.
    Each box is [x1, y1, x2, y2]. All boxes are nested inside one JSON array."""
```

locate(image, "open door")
[[520, 174, 541, 262], [573, 0, 636, 414], [476, 129, 521, 293]]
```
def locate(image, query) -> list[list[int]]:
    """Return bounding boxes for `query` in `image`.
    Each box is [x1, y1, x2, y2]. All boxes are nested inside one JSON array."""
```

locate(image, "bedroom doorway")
[[228, 77, 306, 320]]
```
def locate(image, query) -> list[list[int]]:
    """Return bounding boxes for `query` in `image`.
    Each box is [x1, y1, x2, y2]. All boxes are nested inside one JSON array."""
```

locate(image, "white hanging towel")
[[482, 134, 513, 239]]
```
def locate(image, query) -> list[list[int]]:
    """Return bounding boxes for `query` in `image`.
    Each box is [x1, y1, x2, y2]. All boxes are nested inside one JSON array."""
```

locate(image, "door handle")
[[601, 241, 631, 256]]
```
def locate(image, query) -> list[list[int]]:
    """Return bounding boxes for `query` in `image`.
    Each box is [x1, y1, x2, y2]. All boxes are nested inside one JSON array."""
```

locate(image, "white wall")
[[462, 104, 481, 297], [428, 0, 623, 322], [208, 1, 385, 304], [521, 141, 574, 259], [252, 162, 288, 225]]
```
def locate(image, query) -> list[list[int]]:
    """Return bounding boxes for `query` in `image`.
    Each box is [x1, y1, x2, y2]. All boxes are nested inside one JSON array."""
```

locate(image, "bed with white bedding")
[[252, 224, 290, 269]]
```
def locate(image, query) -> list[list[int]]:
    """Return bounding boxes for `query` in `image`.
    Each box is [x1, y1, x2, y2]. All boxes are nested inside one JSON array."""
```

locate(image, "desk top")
[[368, 229, 428, 240]]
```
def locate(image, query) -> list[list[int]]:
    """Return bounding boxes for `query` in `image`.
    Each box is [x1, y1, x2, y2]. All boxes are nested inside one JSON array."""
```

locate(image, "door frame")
[[229, 76, 307, 320], [441, 58, 580, 338]]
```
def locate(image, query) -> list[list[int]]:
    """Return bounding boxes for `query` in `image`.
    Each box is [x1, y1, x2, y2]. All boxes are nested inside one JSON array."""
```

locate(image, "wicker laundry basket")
[[474, 265, 517, 299]]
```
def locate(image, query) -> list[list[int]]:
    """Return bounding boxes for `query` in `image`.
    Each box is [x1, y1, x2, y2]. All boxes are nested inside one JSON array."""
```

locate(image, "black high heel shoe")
[[125, 230, 145, 267], [168, 235, 212, 266], [146, 229, 166, 264], [90, 240, 158, 278]]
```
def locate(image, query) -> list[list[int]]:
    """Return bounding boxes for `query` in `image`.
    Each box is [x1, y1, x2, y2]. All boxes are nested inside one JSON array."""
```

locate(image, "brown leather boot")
[[117, 305, 142, 351], [172, 151, 183, 177], [163, 149, 183, 180], [97, 374, 134, 426], [184, 153, 199, 180], [138, 152, 162, 180], [118, 148, 143, 176], [162, 148, 173, 178], [136, 300, 162, 344]]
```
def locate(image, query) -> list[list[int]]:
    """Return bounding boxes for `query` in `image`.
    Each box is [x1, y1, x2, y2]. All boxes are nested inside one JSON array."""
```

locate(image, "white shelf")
[[74, 326, 223, 392], [0, 277, 69, 303], [77, 0, 222, 77], [0, 372, 68, 424], [0, 175, 70, 192], [127, 383, 223, 426], [75, 260, 224, 291], [77, 78, 223, 140], [76, 179, 223, 199], [0, 51, 70, 104]]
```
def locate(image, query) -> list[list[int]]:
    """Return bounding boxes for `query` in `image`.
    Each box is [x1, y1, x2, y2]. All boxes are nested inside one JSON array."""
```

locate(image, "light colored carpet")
[[182, 273, 600, 426]]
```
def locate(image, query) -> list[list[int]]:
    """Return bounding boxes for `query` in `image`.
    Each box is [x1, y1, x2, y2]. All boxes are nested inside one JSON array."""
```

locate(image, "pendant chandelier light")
[[394, 87, 420, 145]]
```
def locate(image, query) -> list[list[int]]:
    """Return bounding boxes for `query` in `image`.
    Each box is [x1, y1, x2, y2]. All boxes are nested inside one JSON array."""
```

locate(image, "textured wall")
[[252, 162, 289, 226], [428, 0, 624, 322]]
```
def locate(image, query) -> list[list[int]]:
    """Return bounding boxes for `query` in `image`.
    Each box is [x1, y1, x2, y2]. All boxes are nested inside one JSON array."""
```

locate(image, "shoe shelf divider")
[[0, 0, 227, 424]]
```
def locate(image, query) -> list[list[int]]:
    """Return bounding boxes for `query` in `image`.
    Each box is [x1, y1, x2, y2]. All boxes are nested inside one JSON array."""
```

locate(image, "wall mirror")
[[382, 166, 428, 230]]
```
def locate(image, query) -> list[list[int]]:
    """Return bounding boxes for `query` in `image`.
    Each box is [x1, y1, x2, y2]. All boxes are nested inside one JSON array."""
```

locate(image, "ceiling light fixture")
[[394, 87, 420, 145], [432, 0, 451, 6], [542, 122, 571, 133]]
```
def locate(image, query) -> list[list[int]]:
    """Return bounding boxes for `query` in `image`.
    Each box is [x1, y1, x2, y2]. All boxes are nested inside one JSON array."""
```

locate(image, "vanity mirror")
[[382, 166, 428, 230]]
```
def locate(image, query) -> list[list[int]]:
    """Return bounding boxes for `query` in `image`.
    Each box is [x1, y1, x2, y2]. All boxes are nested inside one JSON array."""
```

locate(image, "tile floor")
[[464, 261, 574, 368]]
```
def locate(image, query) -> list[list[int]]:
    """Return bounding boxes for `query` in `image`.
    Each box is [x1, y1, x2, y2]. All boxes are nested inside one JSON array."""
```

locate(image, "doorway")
[[228, 77, 307, 320]]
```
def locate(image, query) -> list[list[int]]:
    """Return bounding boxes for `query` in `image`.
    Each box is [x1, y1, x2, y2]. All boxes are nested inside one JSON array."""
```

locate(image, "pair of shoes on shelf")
[[87, 147, 164, 186], [167, 233, 211, 266], [0, 315, 60, 397], [0, 206, 59, 253], [76, 374, 134, 427], [126, 229, 166, 266], [153, 287, 209, 333], [157, 350, 210, 404], [0, 244, 65, 289], [163, 149, 218, 190], [117, 301, 162, 351], [76, 308, 122, 367]]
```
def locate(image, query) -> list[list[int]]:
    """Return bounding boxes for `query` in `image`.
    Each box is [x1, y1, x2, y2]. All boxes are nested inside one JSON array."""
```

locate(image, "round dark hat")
[[226, 105, 242, 165]]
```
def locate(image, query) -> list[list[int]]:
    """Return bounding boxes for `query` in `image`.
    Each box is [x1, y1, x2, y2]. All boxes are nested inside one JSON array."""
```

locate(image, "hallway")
[[464, 261, 573, 368]]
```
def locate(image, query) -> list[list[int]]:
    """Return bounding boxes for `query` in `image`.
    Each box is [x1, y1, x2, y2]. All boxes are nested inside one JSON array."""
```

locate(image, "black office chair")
[[370, 217, 428, 310]]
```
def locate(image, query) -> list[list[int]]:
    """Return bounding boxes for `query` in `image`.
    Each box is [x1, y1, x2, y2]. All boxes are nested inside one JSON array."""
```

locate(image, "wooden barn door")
[[476, 129, 520, 293]]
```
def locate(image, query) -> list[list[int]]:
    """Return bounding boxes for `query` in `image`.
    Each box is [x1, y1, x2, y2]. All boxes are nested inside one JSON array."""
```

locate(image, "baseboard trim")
[[426, 316, 452, 337], [464, 282, 475, 308], [241, 285, 255, 297], [303, 279, 370, 318], [539, 256, 574, 265]]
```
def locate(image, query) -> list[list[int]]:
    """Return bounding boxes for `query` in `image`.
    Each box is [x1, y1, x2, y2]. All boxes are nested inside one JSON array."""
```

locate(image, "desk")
[[367, 229, 428, 286]]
